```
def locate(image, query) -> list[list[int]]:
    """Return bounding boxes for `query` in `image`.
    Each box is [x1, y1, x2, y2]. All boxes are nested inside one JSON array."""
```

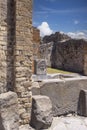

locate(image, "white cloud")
[[74, 20, 79, 25], [67, 31, 87, 40], [38, 22, 53, 37]]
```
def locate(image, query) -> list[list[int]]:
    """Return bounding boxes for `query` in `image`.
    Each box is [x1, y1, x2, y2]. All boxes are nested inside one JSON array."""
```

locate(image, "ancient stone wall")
[[0, 0, 16, 93], [33, 27, 40, 44], [32, 27, 40, 73], [0, 0, 8, 93], [41, 33, 87, 75], [33, 27, 40, 58], [0, 0, 33, 125], [83, 44, 87, 75], [51, 39, 85, 73], [15, 0, 33, 125]]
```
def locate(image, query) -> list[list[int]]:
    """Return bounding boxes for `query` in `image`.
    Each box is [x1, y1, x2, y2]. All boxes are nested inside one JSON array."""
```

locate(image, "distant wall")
[[83, 44, 87, 75], [51, 39, 87, 74]]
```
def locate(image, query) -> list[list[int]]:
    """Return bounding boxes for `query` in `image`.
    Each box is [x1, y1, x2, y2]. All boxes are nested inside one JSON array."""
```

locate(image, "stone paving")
[[20, 115, 87, 130], [47, 115, 87, 130]]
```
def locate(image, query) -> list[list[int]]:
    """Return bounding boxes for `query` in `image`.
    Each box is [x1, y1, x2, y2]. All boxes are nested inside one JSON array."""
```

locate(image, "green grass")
[[47, 67, 72, 74]]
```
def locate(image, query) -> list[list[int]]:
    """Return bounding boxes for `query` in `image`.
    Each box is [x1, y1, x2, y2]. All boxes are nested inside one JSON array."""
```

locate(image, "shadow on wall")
[[7, 0, 16, 91], [0, 115, 5, 130]]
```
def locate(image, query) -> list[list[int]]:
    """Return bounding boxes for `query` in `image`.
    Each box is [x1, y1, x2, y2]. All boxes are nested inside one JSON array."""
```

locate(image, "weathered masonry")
[[0, 0, 33, 125], [51, 39, 87, 75]]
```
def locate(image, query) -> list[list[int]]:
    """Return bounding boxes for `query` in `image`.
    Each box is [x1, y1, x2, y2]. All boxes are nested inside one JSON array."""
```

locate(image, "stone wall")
[[41, 33, 87, 75], [83, 44, 87, 75], [15, 0, 33, 125], [51, 39, 85, 73], [0, 0, 33, 125], [33, 27, 40, 44], [42, 32, 71, 43], [0, 0, 16, 93], [32, 27, 40, 73], [33, 27, 40, 58], [40, 76, 87, 116]]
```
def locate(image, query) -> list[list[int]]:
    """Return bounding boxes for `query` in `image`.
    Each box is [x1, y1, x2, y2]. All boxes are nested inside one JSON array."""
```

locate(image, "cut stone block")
[[78, 89, 87, 116], [31, 82, 40, 95], [30, 95, 53, 130], [34, 59, 47, 75], [0, 91, 19, 130]]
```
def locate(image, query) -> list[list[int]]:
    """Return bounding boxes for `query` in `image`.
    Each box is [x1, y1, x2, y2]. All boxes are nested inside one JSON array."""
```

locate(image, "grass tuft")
[[47, 67, 72, 74]]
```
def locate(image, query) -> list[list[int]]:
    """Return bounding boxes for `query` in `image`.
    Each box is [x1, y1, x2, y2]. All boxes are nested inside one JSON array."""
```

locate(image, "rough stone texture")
[[31, 82, 40, 95], [40, 33, 87, 75], [0, 0, 33, 125], [0, 0, 16, 93], [78, 89, 87, 116], [34, 59, 47, 75], [83, 44, 87, 75], [51, 39, 86, 74], [47, 116, 87, 130], [39, 76, 87, 116], [30, 95, 53, 130], [33, 27, 40, 47], [15, 0, 33, 125], [0, 91, 19, 130], [32, 27, 40, 73], [42, 32, 71, 44], [19, 124, 35, 130], [39, 42, 54, 66]]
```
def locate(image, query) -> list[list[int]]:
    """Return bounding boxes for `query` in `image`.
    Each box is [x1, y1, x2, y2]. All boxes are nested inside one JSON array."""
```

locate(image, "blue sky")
[[33, 0, 87, 39]]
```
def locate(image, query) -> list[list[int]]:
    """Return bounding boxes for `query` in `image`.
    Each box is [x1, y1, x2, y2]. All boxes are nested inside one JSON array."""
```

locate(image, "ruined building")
[[0, 0, 33, 125], [40, 32, 87, 75], [1, 0, 87, 130]]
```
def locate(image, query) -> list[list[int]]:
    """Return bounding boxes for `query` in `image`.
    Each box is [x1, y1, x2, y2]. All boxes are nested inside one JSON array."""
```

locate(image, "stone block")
[[34, 59, 47, 75], [0, 91, 19, 130], [30, 95, 53, 130], [40, 76, 87, 116], [78, 90, 87, 116], [31, 82, 40, 95], [19, 124, 35, 130]]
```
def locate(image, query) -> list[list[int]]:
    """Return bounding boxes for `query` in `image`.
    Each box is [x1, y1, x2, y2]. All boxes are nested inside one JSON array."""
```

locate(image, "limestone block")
[[0, 91, 19, 130], [78, 90, 87, 116], [31, 82, 40, 95], [40, 77, 87, 116], [19, 124, 35, 130], [34, 59, 47, 75], [30, 95, 53, 130]]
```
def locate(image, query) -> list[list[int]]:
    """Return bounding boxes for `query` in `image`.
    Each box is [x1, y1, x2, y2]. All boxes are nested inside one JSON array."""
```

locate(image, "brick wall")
[[0, 0, 15, 93], [0, 0, 8, 93], [15, 0, 33, 125], [33, 27, 40, 58], [0, 0, 33, 125]]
